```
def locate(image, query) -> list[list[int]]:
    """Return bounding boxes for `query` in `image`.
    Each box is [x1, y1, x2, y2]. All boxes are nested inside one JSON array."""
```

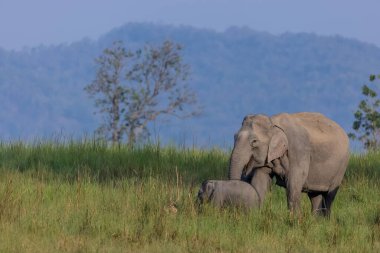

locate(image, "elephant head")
[[197, 180, 214, 204], [228, 114, 288, 180]]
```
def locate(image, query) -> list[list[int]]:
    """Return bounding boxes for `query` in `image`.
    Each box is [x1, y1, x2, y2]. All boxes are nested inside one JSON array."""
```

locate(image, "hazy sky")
[[0, 0, 379, 50]]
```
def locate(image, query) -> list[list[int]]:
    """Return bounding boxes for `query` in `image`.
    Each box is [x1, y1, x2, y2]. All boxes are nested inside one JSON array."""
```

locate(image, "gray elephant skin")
[[197, 180, 260, 209], [228, 112, 350, 215]]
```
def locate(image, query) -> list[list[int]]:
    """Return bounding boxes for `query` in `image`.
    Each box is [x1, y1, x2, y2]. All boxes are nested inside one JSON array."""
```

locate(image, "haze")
[[0, 0, 379, 50]]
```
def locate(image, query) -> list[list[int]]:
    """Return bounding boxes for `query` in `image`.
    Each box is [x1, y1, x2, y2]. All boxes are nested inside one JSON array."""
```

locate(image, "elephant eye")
[[250, 139, 259, 147]]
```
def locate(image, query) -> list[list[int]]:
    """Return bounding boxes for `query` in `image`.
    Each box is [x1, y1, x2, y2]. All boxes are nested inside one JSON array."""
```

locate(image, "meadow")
[[0, 140, 379, 252]]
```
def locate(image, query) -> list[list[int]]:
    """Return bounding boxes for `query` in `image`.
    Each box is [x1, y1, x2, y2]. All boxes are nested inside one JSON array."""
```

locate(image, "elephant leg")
[[286, 186, 302, 214], [322, 187, 339, 217], [307, 192, 324, 215], [286, 168, 308, 214]]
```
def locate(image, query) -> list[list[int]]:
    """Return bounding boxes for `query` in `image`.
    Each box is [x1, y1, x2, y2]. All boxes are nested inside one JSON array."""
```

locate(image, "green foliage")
[[350, 74, 380, 150], [0, 142, 379, 252], [0, 140, 228, 183], [85, 40, 200, 146]]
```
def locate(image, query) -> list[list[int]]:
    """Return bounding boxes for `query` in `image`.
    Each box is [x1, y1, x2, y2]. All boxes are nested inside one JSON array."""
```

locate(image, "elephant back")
[[290, 112, 349, 150]]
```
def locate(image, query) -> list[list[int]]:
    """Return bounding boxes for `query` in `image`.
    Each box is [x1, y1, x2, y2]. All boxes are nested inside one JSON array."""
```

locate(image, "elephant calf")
[[197, 180, 260, 209]]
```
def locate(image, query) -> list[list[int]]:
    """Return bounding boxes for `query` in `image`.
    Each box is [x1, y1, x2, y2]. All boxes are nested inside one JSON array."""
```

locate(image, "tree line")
[[86, 39, 379, 150]]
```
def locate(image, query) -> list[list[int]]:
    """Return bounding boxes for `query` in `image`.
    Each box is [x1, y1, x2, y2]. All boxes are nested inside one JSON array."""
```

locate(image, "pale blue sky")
[[0, 0, 379, 50]]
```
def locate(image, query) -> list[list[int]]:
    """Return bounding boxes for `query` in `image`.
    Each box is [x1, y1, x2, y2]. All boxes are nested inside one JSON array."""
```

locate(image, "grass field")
[[0, 141, 379, 252]]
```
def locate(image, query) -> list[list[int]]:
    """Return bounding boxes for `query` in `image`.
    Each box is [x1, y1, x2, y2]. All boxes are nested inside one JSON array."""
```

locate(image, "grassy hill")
[[0, 142, 379, 252], [1, 23, 380, 147]]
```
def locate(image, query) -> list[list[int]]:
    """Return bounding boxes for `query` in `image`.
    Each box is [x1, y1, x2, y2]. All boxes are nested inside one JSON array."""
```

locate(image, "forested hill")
[[1, 23, 380, 147]]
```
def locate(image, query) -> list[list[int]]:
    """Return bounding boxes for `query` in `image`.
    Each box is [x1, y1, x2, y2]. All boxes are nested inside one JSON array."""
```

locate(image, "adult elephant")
[[228, 112, 349, 215]]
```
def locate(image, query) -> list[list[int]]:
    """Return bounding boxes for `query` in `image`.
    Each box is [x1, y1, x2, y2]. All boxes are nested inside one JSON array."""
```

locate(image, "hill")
[[1, 23, 380, 147]]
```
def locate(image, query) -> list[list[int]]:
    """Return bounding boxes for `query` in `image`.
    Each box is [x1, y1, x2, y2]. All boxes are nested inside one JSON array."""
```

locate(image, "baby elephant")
[[197, 180, 260, 210]]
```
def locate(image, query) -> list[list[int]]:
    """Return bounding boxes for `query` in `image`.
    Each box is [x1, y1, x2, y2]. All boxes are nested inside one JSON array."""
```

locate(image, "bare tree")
[[85, 40, 200, 146], [85, 41, 128, 145]]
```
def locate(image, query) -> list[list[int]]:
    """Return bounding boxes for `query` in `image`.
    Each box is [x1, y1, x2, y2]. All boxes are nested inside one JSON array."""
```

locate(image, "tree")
[[349, 73, 380, 150], [85, 42, 128, 144], [85, 40, 200, 146]]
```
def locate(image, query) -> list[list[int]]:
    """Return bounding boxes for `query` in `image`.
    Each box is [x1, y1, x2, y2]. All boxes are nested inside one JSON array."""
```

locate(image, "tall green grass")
[[0, 141, 227, 183], [0, 141, 379, 252]]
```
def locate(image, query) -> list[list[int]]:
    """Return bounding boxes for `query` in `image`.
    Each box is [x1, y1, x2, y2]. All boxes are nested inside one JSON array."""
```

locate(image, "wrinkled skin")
[[228, 113, 350, 216], [197, 180, 261, 210]]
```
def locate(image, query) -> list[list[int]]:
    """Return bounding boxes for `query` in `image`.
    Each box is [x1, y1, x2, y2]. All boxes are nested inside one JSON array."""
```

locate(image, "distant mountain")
[[1, 23, 380, 148]]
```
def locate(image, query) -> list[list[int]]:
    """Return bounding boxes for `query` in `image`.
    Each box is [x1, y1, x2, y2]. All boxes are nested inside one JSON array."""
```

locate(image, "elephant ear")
[[206, 181, 215, 197], [267, 127, 288, 162]]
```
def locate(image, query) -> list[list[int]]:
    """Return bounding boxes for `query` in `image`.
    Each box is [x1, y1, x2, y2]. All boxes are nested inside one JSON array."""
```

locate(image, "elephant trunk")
[[228, 146, 251, 180], [250, 169, 272, 206]]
